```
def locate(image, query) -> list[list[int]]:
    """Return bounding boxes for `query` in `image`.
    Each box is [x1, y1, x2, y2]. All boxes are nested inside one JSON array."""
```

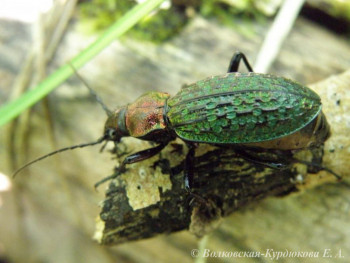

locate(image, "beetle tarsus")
[[293, 159, 342, 180]]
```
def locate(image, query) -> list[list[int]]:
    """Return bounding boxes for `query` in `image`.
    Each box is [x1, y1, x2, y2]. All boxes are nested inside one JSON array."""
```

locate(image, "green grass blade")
[[0, 0, 165, 127]]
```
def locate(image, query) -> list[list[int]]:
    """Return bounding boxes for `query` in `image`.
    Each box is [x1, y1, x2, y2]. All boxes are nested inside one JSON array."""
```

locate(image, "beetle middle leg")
[[94, 142, 169, 188], [184, 142, 196, 191], [227, 51, 254, 73], [184, 143, 211, 206]]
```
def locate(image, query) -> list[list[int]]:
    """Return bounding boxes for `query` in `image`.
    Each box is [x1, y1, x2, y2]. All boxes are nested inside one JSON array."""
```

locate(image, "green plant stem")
[[0, 0, 165, 127]]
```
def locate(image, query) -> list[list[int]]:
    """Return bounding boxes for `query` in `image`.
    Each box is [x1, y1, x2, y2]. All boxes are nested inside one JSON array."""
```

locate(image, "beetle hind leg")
[[227, 51, 254, 73], [235, 148, 291, 170]]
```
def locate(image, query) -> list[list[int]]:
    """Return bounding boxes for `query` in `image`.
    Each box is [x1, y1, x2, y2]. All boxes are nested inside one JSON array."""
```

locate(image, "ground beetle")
[[14, 52, 339, 189]]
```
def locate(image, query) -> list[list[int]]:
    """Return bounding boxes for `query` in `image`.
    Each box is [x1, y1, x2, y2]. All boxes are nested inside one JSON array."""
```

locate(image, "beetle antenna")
[[12, 136, 106, 178], [68, 63, 113, 117]]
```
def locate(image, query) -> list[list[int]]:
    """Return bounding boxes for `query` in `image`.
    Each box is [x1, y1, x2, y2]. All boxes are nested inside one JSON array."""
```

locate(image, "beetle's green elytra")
[[167, 72, 322, 145]]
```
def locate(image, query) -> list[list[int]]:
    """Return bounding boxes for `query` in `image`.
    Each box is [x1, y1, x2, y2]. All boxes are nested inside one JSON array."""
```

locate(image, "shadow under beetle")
[[14, 52, 340, 189]]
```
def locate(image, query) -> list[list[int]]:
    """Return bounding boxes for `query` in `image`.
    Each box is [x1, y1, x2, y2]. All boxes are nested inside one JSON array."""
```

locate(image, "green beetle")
[[101, 52, 331, 189], [14, 52, 336, 189]]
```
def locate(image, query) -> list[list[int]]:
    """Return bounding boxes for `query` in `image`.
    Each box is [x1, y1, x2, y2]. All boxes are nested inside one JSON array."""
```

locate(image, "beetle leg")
[[183, 143, 210, 205], [237, 148, 342, 180], [94, 142, 168, 189], [227, 51, 254, 73], [235, 149, 290, 170], [94, 173, 118, 189], [121, 142, 168, 166], [184, 143, 196, 191]]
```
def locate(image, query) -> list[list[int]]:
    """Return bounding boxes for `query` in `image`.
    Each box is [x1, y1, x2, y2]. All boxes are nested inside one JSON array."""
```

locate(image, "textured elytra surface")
[[167, 73, 321, 144]]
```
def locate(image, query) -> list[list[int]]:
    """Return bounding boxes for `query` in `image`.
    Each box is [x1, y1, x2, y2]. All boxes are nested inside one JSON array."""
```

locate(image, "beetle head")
[[103, 106, 129, 142]]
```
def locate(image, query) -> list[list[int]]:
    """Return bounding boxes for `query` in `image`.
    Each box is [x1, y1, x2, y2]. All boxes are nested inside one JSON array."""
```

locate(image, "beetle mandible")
[[14, 52, 337, 188]]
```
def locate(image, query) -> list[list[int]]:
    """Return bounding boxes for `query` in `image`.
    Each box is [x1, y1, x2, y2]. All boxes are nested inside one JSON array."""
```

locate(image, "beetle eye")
[[107, 128, 118, 141]]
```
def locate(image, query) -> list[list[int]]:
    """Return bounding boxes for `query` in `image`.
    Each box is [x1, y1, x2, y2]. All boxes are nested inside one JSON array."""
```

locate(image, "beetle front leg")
[[94, 142, 168, 189], [121, 142, 168, 166], [227, 51, 254, 73]]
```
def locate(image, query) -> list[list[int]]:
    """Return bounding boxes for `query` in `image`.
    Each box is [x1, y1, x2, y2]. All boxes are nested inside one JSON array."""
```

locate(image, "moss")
[[130, 7, 188, 43], [77, 0, 280, 42], [78, 0, 188, 43], [308, 0, 350, 21], [326, 0, 350, 21], [200, 0, 269, 35], [79, 0, 134, 32]]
